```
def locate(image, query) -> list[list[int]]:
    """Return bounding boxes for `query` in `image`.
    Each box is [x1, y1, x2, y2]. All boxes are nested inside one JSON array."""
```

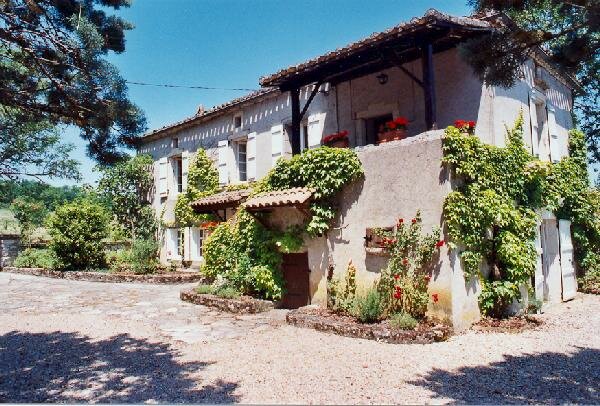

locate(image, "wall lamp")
[[376, 73, 388, 85]]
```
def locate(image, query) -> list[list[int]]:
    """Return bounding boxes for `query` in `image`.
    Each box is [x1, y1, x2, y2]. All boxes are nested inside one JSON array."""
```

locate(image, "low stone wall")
[[286, 308, 452, 344], [180, 289, 276, 314], [2, 267, 204, 284]]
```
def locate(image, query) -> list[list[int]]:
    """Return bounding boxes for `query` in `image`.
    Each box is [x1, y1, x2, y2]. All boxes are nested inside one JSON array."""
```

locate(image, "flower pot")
[[377, 129, 406, 144], [326, 138, 349, 148]]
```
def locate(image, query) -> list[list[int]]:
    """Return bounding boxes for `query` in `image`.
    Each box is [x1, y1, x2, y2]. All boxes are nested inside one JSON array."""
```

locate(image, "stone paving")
[[0, 272, 287, 344]]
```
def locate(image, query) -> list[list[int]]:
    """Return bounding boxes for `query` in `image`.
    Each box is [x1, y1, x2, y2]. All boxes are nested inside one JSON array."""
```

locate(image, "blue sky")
[[55, 0, 471, 186]]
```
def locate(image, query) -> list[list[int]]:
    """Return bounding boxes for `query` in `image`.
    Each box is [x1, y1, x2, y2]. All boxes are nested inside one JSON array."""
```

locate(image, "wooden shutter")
[[547, 104, 561, 162], [528, 95, 539, 157], [247, 132, 257, 181], [181, 151, 189, 192], [558, 219, 577, 301], [307, 113, 324, 148], [158, 157, 168, 196], [217, 140, 229, 185], [533, 224, 544, 301], [271, 124, 283, 166], [166, 228, 177, 259]]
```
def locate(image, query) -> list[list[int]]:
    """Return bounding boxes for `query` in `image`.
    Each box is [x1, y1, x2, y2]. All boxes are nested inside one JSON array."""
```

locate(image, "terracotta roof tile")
[[190, 189, 251, 212], [243, 188, 313, 210]]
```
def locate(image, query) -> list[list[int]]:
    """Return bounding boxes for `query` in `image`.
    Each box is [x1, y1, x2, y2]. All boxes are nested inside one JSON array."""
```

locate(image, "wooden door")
[[542, 219, 562, 303], [281, 253, 310, 309], [558, 219, 577, 301]]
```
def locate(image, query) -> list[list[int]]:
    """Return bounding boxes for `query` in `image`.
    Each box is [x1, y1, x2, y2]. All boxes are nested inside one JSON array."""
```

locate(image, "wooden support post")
[[290, 87, 301, 155], [421, 43, 437, 130]]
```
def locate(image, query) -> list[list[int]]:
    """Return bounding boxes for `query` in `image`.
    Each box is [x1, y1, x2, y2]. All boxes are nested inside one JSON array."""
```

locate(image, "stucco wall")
[[304, 131, 480, 330]]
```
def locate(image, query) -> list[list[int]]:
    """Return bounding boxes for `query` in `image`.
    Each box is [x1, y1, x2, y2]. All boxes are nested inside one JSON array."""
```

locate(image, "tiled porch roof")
[[243, 188, 313, 211], [190, 189, 251, 212]]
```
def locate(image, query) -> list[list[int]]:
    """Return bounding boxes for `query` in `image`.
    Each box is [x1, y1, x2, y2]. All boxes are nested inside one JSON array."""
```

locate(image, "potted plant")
[[378, 117, 409, 144], [454, 120, 476, 135], [322, 130, 349, 148]]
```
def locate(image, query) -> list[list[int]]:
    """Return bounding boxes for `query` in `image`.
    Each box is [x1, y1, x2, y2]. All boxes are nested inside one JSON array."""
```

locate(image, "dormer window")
[[234, 114, 242, 130], [172, 137, 179, 149]]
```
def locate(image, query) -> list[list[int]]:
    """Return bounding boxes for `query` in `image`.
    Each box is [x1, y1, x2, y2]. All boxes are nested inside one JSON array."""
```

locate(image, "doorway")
[[281, 253, 310, 309]]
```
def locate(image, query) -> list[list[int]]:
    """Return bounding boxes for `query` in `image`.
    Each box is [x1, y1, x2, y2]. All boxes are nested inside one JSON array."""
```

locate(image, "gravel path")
[[0, 272, 598, 404]]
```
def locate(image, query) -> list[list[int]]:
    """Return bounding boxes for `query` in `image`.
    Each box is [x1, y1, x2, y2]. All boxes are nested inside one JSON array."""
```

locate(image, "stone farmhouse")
[[139, 10, 579, 329]]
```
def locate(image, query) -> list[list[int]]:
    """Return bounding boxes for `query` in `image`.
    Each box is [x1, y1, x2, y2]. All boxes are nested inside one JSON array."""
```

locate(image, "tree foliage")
[[10, 196, 46, 245], [0, 107, 80, 181], [0, 0, 146, 164], [465, 0, 599, 163], [0, 179, 82, 209], [97, 154, 156, 240]]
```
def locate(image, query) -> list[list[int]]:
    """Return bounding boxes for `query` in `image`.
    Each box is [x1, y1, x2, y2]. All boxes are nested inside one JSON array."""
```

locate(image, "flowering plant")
[[200, 221, 220, 229], [382, 117, 409, 132], [322, 130, 349, 145], [453, 119, 476, 135], [375, 211, 443, 318]]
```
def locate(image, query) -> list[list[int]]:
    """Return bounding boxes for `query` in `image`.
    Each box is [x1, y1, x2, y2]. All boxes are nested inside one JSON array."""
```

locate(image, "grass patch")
[[389, 312, 418, 330]]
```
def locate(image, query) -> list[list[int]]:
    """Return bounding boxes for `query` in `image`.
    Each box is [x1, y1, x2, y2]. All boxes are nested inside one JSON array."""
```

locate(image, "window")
[[177, 228, 185, 258], [234, 114, 242, 129], [302, 123, 309, 151], [365, 114, 393, 145], [237, 142, 247, 182], [196, 228, 212, 258], [173, 157, 183, 193], [172, 137, 179, 149]]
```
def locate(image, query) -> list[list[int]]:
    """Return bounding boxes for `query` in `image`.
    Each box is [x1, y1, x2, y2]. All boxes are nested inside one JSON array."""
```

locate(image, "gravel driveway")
[[0, 272, 598, 404]]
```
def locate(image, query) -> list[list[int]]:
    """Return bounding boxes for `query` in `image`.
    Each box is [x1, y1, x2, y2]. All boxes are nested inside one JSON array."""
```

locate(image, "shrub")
[[13, 248, 59, 269], [46, 199, 109, 270], [579, 269, 600, 295], [196, 284, 215, 295], [214, 286, 241, 299], [129, 239, 159, 274], [351, 287, 382, 323], [327, 260, 358, 314], [389, 312, 418, 330]]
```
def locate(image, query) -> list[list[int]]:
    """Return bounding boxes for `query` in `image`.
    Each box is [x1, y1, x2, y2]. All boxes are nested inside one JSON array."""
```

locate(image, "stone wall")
[[0, 235, 20, 268]]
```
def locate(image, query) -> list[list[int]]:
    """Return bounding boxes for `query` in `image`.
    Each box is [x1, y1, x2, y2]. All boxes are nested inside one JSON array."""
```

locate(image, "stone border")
[[286, 308, 452, 344], [180, 289, 276, 314], [2, 267, 204, 284]]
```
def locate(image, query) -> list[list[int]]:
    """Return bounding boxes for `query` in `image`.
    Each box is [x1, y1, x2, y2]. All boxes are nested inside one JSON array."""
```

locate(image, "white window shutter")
[[528, 96, 539, 157], [181, 151, 189, 192], [158, 157, 168, 196], [167, 228, 177, 259], [558, 219, 577, 301], [307, 113, 324, 148], [547, 105, 561, 162], [218, 140, 229, 185], [247, 132, 257, 181], [271, 124, 283, 166]]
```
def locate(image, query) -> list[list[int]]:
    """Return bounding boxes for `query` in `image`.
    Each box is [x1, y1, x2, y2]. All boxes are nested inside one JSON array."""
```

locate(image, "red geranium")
[[432, 293, 439, 303], [394, 274, 400, 280], [384, 117, 409, 131], [454, 119, 476, 133], [402, 258, 409, 266], [436, 240, 445, 248], [322, 130, 349, 145], [411, 218, 417, 224]]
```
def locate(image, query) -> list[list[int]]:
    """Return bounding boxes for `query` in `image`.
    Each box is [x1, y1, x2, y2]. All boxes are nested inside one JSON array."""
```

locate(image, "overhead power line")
[[125, 80, 257, 92]]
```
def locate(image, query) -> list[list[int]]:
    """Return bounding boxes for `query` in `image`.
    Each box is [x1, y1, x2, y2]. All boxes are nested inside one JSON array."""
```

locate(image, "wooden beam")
[[421, 43, 437, 130], [290, 87, 301, 155], [299, 81, 322, 122]]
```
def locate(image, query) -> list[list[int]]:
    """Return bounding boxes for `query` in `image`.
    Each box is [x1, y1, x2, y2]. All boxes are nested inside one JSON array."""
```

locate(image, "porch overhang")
[[190, 189, 251, 214], [243, 188, 313, 213], [259, 9, 493, 91]]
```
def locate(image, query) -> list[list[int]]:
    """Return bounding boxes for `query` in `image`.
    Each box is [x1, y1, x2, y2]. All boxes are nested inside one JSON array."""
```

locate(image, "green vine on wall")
[[174, 149, 219, 227], [443, 115, 600, 317]]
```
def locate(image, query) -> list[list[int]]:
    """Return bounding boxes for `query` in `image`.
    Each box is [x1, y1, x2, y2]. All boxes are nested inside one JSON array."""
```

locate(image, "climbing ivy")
[[256, 146, 364, 236], [174, 149, 219, 227], [443, 115, 600, 317]]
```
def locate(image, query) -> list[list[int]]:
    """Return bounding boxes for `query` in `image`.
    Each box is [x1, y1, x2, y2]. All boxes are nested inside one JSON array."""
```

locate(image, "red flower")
[[468, 121, 476, 128], [454, 119, 466, 128], [398, 218, 404, 224], [425, 275, 431, 283], [411, 218, 417, 224], [393, 291, 402, 299], [436, 240, 445, 248], [432, 293, 439, 303], [402, 258, 409, 266], [394, 274, 400, 280], [394, 117, 409, 126], [322, 130, 349, 144]]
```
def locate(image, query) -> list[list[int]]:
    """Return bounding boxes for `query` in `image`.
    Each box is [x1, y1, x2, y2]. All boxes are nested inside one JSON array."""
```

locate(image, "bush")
[[579, 269, 600, 295], [129, 239, 159, 274], [196, 284, 215, 294], [13, 248, 59, 269], [352, 288, 382, 323], [214, 286, 241, 299], [46, 199, 109, 270], [389, 312, 418, 330]]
